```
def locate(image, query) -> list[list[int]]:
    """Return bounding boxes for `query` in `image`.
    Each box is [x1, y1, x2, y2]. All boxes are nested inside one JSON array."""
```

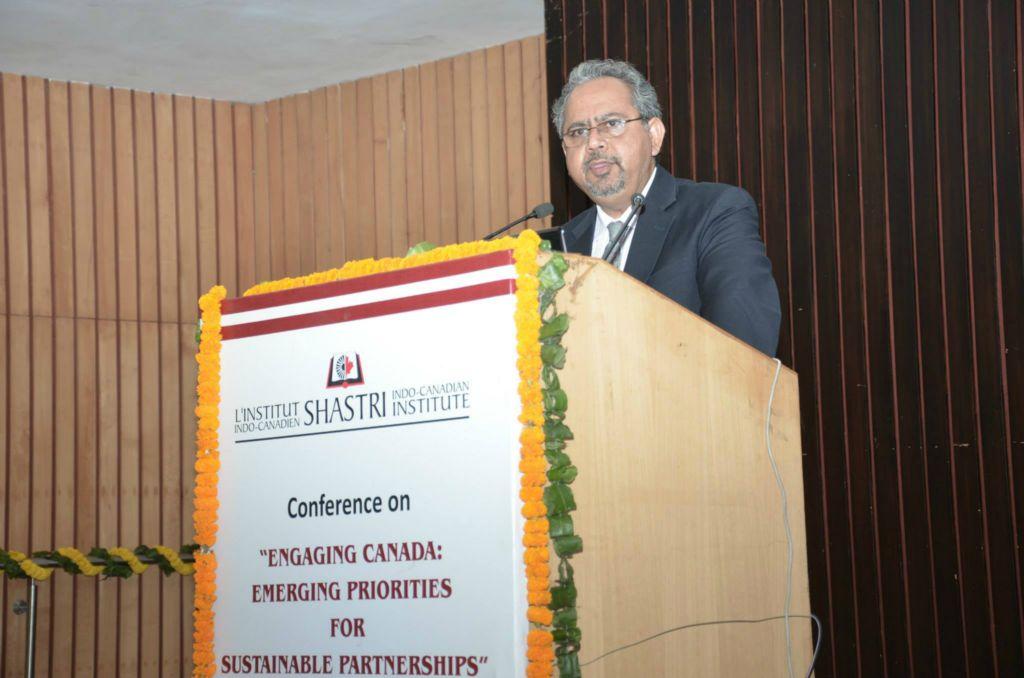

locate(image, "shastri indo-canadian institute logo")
[[326, 352, 364, 388]]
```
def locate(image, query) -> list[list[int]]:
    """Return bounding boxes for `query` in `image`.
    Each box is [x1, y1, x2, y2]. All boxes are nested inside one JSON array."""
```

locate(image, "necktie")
[[602, 220, 625, 260]]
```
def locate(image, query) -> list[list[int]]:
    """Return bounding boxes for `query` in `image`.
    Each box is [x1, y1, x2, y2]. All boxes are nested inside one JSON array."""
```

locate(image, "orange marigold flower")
[[519, 487, 543, 503], [519, 457, 547, 474], [527, 576, 550, 591], [523, 533, 549, 547], [523, 547, 549, 564], [521, 501, 546, 518], [528, 629, 554, 645], [526, 562, 550, 578], [521, 472, 547, 487], [524, 518, 549, 533]]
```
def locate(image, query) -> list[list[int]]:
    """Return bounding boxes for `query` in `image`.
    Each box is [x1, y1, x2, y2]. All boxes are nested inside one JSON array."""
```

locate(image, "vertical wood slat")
[[95, 320, 118, 676], [4, 74, 30, 319], [2, 34, 553, 676], [371, 75, 392, 257], [485, 45, 509, 236], [30, 312, 53, 678], [418, 63, 441, 246], [385, 72, 407, 257], [93, 88, 117, 321], [453, 54, 475, 242], [251, 102, 271, 284], [0, 314, 6, 673], [26, 77, 52, 319], [70, 80, 99, 678], [26, 75, 55, 678], [265, 98, 285, 279], [325, 85, 346, 268], [52, 317, 75, 675], [194, 98, 217, 293], [436, 58, 459, 246], [174, 96, 199, 325], [544, 1, 1024, 675], [397, 68, 417, 249], [294, 94, 315, 272], [117, 315, 140, 678], [234, 104, 255, 292], [468, 50, 490, 241], [0, 76, 7, 319], [214, 101, 237, 293], [113, 88, 137, 321], [353, 79, 375, 260], [338, 82, 360, 263], [47, 79, 76, 677], [309, 88, 330, 271]]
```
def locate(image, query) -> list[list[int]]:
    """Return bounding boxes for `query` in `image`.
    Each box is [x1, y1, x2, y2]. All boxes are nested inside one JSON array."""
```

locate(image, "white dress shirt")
[[588, 167, 659, 270]]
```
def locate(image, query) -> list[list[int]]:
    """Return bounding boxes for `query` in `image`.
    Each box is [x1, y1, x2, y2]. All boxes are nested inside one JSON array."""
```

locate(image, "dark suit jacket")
[[562, 167, 782, 356]]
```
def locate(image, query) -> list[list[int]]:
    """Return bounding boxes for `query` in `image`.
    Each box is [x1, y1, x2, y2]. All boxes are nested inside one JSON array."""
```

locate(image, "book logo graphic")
[[326, 353, 364, 388]]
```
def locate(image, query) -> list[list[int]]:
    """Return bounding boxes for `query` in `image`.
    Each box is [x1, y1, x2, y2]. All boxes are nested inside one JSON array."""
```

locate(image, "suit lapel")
[[623, 167, 678, 282], [562, 206, 598, 255]]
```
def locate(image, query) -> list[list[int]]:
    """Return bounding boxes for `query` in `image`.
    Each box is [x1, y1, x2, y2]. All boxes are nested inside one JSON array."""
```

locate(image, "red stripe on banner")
[[221, 249, 516, 314], [221, 279, 516, 340]]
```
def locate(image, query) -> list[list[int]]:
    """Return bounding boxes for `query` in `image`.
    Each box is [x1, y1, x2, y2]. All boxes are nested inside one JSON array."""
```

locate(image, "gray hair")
[[551, 59, 663, 136]]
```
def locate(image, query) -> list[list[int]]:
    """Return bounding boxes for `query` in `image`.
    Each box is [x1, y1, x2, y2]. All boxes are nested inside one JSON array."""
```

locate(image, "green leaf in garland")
[[538, 260, 568, 291], [542, 365, 560, 389], [544, 483, 577, 515], [552, 626, 583, 645], [547, 464, 578, 484], [549, 251, 569, 275], [550, 582, 578, 608], [544, 388, 568, 412], [544, 439, 566, 454], [539, 289, 557, 315], [553, 535, 584, 557], [544, 420, 573, 441], [545, 449, 571, 469], [539, 313, 570, 339], [549, 514, 574, 538], [194, 318, 203, 345], [541, 344, 566, 368], [552, 608, 579, 628], [405, 241, 438, 256], [557, 653, 582, 678]]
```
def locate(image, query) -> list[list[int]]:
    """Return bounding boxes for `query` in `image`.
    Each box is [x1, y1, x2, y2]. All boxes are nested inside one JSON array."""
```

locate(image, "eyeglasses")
[[561, 117, 646, 147]]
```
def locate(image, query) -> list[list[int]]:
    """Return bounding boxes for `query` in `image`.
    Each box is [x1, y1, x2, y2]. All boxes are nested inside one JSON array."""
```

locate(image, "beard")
[[582, 152, 626, 197]]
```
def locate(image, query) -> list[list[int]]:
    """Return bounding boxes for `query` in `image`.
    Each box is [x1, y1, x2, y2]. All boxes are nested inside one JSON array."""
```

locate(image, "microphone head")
[[532, 202, 555, 219], [631, 193, 645, 206]]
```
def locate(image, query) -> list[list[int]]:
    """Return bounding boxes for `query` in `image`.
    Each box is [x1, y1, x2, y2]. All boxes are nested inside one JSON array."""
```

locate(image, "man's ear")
[[647, 117, 666, 156]]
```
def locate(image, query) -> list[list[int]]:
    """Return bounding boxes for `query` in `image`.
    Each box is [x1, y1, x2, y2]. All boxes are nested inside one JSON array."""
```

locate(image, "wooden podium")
[[554, 254, 812, 676]]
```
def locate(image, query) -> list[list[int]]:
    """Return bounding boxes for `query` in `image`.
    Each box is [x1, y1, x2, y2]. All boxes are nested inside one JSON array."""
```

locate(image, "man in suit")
[[552, 59, 781, 356]]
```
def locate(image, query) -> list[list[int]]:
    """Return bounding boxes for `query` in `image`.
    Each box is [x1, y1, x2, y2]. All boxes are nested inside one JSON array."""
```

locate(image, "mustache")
[[584, 152, 622, 168]]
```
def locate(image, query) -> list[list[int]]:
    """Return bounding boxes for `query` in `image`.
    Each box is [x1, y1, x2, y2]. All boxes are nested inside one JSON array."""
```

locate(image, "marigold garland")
[[0, 545, 196, 580], [193, 284, 226, 678], [511, 231, 556, 677], [199, 234, 557, 676]]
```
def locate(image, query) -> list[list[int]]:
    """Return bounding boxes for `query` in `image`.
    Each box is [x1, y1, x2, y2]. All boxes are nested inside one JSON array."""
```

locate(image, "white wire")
[[765, 357, 794, 678]]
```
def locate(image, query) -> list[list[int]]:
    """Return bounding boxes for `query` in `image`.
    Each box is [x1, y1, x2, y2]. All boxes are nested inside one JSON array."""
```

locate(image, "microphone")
[[602, 193, 646, 265], [483, 202, 555, 241]]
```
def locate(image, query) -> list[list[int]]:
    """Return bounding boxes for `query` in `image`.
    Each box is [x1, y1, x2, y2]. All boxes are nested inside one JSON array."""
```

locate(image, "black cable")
[[580, 613, 823, 678]]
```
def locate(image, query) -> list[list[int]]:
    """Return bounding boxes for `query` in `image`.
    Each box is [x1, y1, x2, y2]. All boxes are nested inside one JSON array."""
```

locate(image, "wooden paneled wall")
[[545, 1, 1024, 676], [247, 34, 551, 279], [0, 34, 550, 677]]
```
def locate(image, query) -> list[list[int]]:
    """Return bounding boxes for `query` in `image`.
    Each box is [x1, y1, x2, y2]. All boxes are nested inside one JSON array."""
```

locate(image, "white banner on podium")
[[213, 252, 526, 676]]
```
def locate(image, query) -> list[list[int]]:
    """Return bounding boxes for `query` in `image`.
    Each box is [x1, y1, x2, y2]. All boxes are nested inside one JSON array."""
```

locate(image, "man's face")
[[560, 77, 665, 214]]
